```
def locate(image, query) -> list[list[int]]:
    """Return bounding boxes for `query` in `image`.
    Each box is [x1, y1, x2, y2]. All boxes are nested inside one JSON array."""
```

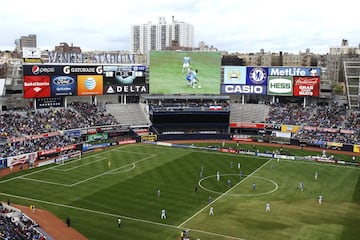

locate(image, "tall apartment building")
[[131, 16, 194, 54], [14, 34, 37, 53], [326, 39, 360, 83]]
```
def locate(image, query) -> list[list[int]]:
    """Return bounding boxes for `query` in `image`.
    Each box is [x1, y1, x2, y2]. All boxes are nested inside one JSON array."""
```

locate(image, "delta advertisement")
[[221, 66, 321, 96], [102, 65, 148, 94]]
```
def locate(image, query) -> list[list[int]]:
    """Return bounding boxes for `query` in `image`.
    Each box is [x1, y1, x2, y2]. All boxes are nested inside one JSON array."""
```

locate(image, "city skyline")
[[0, 0, 359, 54]]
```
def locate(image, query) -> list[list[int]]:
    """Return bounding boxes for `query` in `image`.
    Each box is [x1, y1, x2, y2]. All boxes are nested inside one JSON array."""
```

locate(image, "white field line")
[[70, 154, 155, 187], [178, 159, 272, 228], [0, 192, 246, 240], [2, 148, 155, 187], [52, 156, 107, 172]]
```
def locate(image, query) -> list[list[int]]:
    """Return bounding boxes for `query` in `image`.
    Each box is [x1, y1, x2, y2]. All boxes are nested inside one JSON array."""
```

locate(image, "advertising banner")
[[64, 129, 81, 137], [281, 125, 300, 133], [36, 97, 64, 108], [7, 152, 37, 167], [141, 134, 157, 142], [38, 144, 77, 156], [22, 47, 41, 59], [221, 84, 266, 94], [77, 75, 103, 96], [268, 67, 321, 77], [353, 144, 360, 153], [23, 64, 104, 98], [223, 66, 246, 84], [293, 76, 320, 97], [24, 75, 51, 98], [51, 75, 77, 96], [87, 133, 108, 142], [230, 122, 265, 129], [267, 76, 293, 96], [327, 142, 343, 148], [103, 65, 148, 94], [246, 67, 268, 85]]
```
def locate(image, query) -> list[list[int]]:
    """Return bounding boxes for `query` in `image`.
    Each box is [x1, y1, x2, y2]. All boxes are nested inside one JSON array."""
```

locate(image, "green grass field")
[[1, 143, 359, 240], [149, 51, 222, 94]]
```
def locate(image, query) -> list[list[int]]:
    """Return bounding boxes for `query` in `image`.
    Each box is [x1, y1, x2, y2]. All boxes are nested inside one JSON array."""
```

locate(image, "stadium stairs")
[[230, 103, 270, 123], [106, 103, 150, 126]]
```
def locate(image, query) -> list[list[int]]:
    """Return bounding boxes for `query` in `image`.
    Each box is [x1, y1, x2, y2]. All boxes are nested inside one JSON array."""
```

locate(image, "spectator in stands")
[[66, 216, 71, 227]]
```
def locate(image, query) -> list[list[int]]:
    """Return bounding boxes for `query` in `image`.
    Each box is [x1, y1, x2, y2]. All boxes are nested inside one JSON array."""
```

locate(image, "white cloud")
[[0, 0, 358, 53]]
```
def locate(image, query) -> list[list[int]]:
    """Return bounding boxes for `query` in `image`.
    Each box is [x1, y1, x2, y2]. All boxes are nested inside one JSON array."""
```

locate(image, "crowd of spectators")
[[0, 202, 46, 240], [0, 102, 119, 158], [305, 104, 347, 128], [266, 102, 359, 144], [0, 101, 360, 159], [266, 103, 313, 125], [68, 102, 118, 126]]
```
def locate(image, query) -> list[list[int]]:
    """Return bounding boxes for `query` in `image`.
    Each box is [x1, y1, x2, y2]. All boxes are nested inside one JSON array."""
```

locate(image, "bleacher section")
[[230, 103, 270, 123], [106, 103, 150, 126]]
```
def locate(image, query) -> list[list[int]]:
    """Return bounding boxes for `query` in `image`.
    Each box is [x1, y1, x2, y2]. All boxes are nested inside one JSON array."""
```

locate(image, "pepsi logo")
[[32, 65, 40, 75]]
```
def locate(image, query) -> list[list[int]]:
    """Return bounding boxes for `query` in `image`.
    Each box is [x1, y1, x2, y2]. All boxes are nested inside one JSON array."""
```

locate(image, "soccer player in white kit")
[[209, 206, 214, 215], [161, 209, 166, 219], [318, 195, 323, 204], [266, 202, 270, 212], [299, 182, 304, 191]]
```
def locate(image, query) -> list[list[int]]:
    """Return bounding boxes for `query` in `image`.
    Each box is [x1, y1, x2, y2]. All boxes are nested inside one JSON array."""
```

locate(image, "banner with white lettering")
[[267, 76, 293, 96], [221, 84, 266, 94], [103, 65, 149, 95], [293, 76, 320, 97]]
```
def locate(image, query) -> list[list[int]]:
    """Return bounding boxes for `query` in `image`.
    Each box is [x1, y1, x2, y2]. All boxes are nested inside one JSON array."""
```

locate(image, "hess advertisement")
[[267, 76, 293, 96]]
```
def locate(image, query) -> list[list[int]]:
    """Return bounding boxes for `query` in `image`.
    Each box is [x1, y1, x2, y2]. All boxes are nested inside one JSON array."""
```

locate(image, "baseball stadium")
[[0, 50, 360, 240]]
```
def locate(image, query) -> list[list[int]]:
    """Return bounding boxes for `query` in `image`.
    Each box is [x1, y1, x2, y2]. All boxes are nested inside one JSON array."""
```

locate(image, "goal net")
[[54, 151, 81, 165]]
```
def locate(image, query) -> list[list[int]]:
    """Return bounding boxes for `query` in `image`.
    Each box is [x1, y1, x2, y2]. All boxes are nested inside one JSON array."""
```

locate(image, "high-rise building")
[[14, 34, 37, 53], [131, 16, 194, 54]]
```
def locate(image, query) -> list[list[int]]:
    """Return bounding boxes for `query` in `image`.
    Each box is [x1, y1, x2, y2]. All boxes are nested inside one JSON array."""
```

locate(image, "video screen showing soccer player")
[[149, 51, 221, 94]]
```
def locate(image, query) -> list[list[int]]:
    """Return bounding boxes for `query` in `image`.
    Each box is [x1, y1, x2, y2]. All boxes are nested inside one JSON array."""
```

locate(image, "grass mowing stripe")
[[0, 191, 247, 240], [178, 158, 272, 228], [1, 143, 359, 240]]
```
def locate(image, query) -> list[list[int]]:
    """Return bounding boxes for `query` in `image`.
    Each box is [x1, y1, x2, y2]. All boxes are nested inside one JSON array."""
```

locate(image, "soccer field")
[[1, 143, 359, 240]]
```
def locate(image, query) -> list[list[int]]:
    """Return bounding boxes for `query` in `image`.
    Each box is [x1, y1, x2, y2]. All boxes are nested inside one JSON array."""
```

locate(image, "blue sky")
[[0, 0, 358, 53]]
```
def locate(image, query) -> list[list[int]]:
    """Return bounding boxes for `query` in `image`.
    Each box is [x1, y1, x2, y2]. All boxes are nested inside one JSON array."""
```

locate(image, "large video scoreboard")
[[23, 57, 321, 99], [221, 66, 321, 96], [23, 64, 148, 98]]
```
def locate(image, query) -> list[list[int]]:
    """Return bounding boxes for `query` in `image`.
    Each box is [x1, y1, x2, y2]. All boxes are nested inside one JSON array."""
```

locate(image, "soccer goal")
[[55, 151, 82, 165]]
